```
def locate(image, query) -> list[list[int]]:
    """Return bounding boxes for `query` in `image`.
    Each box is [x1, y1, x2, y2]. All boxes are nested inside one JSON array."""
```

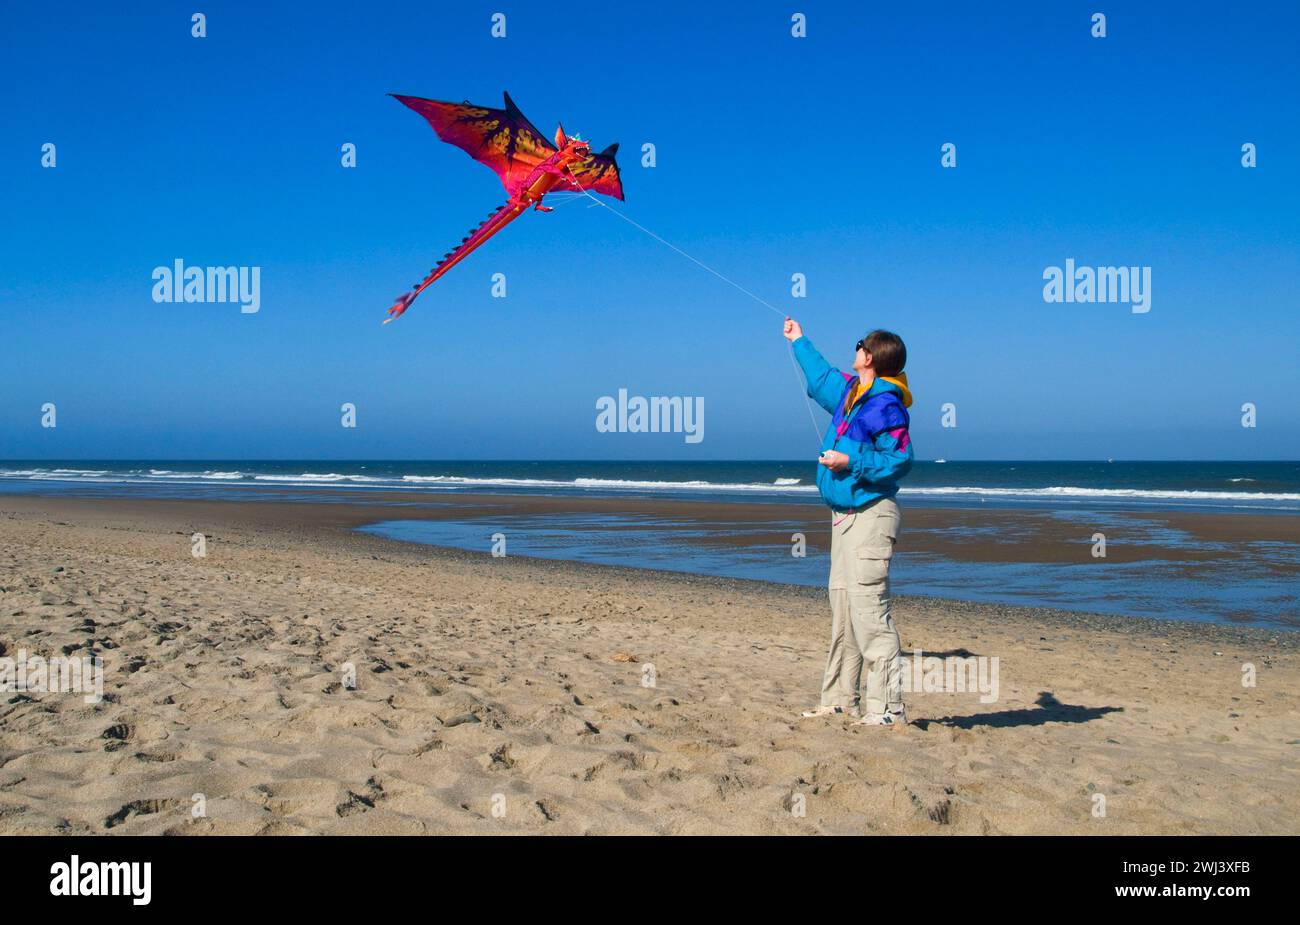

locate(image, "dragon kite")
[[383, 91, 624, 323]]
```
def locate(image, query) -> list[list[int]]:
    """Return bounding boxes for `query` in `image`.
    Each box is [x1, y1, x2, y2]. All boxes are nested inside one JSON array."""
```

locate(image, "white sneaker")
[[852, 708, 907, 727]]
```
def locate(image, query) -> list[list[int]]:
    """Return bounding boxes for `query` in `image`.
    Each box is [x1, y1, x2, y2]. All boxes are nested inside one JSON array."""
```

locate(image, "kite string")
[[544, 193, 591, 210], [564, 168, 824, 443]]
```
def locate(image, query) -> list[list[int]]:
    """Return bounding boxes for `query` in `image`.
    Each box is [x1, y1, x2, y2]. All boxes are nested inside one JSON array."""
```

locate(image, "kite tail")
[[383, 199, 527, 323], [383, 291, 416, 323]]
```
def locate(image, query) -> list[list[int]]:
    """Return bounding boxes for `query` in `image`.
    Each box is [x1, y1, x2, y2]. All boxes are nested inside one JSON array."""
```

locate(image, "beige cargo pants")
[[820, 497, 903, 714]]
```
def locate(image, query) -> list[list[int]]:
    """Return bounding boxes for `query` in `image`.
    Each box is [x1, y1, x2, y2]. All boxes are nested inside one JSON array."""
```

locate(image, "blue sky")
[[2, 1, 1297, 460]]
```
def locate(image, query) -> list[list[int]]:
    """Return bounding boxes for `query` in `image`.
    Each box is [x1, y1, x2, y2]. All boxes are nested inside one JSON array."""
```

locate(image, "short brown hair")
[[864, 330, 906, 377]]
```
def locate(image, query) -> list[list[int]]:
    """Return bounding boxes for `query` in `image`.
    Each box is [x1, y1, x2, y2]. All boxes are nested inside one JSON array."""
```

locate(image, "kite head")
[[554, 124, 592, 164], [568, 139, 592, 162]]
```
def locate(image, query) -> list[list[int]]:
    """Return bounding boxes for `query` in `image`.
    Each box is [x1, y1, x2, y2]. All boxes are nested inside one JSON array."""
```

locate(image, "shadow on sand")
[[913, 691, 1124, 731]]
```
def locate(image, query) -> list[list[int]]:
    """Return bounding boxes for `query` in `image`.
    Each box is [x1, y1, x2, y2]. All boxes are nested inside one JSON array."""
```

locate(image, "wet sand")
[[8, 487, 1298, 563], [0, 493, 1296, 834]]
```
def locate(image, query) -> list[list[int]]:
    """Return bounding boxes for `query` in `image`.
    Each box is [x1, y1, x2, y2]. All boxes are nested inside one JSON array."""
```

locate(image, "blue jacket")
[[792, 336, 914, 512]]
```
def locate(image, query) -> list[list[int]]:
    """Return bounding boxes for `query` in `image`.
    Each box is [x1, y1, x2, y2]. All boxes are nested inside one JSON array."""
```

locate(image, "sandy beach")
[[1, 493, 1296, 835]]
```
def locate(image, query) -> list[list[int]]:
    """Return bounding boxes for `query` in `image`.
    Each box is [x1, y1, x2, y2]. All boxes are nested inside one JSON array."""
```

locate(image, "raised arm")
[[784, 318, 845, 415]]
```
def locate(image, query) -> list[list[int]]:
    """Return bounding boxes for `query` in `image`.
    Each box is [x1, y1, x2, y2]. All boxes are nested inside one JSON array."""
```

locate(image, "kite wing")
[[561, 143, 625, 200], [390, 91, 556, 196]]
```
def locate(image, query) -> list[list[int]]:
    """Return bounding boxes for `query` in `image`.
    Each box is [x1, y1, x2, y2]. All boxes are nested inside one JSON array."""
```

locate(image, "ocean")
[[2, 459, 1299, 512]]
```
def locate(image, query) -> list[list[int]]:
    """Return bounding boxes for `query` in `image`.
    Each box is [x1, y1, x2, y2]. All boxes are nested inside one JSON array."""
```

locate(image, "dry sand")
[[0, 495, 1296, 835]]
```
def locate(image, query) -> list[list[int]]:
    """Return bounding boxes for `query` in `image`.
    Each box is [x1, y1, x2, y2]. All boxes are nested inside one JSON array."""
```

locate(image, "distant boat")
[[933, 459, 947, 464]]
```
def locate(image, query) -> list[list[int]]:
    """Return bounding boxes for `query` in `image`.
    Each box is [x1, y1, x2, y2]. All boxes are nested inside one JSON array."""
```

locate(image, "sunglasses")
[[855, 339, 871, 354]]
